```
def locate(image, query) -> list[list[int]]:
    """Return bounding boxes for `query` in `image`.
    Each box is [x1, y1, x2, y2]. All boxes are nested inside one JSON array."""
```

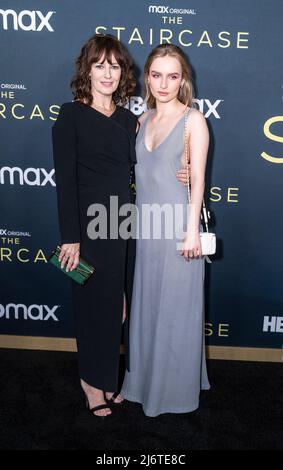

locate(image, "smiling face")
[[147, 55, 184, 104], [89, 53, 122, 98]]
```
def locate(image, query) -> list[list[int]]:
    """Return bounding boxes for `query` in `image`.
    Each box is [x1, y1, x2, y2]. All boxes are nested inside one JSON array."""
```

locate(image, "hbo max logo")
[[0, 304, 60, 321], [0, 167, 55, 186], [0, 9, 55, 31], [149, 5, 170, 13]]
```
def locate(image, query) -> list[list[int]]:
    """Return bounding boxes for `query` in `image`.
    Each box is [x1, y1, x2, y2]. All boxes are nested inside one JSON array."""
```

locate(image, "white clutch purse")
[[200, 231, 216, 256], [184, 110, 216, 257]]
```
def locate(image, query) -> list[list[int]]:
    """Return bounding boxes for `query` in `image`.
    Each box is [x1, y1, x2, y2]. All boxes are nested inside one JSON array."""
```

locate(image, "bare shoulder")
[[187, 108, 208, 139], [188, 107, 207, 125]]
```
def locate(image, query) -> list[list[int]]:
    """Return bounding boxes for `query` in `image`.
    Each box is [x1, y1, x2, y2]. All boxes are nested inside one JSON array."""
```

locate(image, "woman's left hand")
[[180, 230, 202, 260], [176, 165, 190, 186]]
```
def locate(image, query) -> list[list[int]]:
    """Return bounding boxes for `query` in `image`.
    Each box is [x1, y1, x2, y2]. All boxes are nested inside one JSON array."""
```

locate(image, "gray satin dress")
[[121, 108, 210, 417]]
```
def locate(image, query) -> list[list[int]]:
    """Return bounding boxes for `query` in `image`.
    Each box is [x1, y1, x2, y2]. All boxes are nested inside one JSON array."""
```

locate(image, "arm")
[[52, 103, 81, 244], [52, 103, 80, 271], [187, 110, 209, 231], [180, 110, 209, 259]]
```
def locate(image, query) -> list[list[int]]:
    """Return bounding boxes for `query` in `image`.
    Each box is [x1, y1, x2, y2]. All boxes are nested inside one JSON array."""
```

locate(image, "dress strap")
[[140, 109, 154, 129]]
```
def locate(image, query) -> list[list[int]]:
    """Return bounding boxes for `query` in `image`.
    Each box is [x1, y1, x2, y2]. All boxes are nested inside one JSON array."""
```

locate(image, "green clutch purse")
[[48, 245, 95, 285]]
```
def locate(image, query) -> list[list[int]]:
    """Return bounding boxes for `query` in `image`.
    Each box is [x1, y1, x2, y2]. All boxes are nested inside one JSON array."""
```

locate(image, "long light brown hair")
[[144, 44, 195, 109], [71, 33, 136, 106]]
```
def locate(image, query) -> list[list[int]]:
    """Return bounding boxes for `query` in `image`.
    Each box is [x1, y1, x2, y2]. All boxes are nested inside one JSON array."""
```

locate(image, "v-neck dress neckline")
[[143, 109, 189, 153]]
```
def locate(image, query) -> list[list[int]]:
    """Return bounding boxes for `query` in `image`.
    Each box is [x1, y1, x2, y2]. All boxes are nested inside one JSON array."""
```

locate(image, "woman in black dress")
[[52, 34, 138, 417]]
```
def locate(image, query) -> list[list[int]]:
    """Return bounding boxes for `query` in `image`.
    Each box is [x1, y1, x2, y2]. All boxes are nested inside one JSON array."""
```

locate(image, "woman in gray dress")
[[121, 44, 211, 417]]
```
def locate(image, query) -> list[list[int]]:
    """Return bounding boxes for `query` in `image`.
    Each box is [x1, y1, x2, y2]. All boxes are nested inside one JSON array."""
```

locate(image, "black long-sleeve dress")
[[52, 101, 137, 391]]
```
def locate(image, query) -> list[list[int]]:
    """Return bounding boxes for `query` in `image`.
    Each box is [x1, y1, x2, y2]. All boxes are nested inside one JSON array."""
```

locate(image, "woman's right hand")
[[176, 164, 190, 186], [58, 243, 80, 272]]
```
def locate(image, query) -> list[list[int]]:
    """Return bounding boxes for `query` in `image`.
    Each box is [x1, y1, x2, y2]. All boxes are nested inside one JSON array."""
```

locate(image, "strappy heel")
[[105, 391, 124, 405], [83, 391, 112, 418]]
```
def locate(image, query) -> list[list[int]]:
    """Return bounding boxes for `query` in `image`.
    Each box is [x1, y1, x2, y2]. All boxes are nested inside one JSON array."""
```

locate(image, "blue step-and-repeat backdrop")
[[0, 0, 282, 360]]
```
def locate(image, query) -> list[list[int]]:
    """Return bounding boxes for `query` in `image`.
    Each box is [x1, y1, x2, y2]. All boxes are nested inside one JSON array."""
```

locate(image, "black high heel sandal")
[[83, 391, 112, 419], [106, 391, 124, 405]]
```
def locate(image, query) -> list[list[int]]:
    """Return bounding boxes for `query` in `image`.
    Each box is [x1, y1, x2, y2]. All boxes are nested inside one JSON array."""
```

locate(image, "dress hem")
[[121, 391, 210, 417]]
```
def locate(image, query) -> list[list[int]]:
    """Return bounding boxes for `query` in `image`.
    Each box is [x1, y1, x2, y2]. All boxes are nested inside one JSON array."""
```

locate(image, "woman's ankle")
[[80, 379, 102, 395]]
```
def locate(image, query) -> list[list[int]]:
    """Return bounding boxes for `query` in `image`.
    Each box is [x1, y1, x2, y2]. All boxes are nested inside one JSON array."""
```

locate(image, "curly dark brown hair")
[[70, 33, 136, 106]]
